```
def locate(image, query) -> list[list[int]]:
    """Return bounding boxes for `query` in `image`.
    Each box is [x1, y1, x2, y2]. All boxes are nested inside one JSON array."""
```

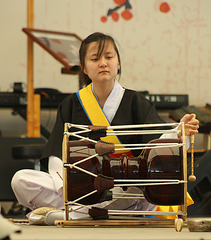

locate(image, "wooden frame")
[[23, 28, 83, 70], [55, 122, 191, 231]]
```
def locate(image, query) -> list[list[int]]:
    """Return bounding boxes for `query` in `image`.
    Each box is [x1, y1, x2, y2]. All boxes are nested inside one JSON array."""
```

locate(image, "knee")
[[11, 169, 28, 191]]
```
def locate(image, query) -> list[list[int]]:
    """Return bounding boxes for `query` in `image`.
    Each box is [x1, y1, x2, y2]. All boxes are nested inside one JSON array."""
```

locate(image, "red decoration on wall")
[[160, 2, 170, 13], [101, 0, 133, 22], [101, 16, 107, 23], [114, 0, 126, 5], [121, 9, 133, 20], [111, 12, 119, 22]]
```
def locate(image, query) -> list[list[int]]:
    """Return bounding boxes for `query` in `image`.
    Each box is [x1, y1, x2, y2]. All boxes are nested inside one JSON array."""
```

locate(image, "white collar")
[[91, 80, 125, 123], [103, 80, 125, 123]]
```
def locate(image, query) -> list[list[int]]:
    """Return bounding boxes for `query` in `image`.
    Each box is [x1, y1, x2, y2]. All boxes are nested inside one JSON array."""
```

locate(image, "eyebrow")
[[91, 53, 99, 56], [90, 51, 114, 57]]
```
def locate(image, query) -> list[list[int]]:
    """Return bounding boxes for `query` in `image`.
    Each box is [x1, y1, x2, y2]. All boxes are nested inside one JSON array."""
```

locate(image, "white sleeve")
[[48, 155, 63, 196], [159, 128, 190, 149]]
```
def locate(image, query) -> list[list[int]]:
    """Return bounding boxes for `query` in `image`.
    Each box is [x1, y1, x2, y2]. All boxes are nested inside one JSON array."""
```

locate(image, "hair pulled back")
[[79, 32, 121, 87]]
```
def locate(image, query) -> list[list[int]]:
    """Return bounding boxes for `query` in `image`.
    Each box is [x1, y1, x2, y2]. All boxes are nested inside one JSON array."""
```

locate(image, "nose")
[[99, 57, 107, 67]]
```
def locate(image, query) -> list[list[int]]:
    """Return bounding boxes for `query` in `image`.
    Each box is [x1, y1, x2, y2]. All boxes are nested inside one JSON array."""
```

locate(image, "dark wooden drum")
[[66, 155, 106, 205], [143, 139, 184, 205], [66, 139, 184, 206]]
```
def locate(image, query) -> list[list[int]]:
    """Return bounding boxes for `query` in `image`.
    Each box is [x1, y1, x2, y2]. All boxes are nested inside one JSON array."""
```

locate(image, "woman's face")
[[83, 41, 119, 85]]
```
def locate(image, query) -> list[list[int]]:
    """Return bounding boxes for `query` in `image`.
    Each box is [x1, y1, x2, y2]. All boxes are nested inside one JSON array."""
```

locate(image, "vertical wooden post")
[[27, 0, 40, 137], [27, 0, 34, 137], [63, 123, 69, 220], [33, 94, 41, 137], [181, 122, 187, 221]]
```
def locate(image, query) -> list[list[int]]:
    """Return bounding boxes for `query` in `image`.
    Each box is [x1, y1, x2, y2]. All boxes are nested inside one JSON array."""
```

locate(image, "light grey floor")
[[10, 224, 211, 240]]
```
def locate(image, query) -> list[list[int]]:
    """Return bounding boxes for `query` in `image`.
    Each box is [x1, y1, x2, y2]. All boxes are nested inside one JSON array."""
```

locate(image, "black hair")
[[79, 32, 121, 87]]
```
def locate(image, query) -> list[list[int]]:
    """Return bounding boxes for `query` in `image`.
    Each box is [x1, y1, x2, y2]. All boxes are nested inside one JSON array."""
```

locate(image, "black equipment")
[[188, 150, 211, 216], [170, 105, 211, 125], [141, 93, 189, 109], [0, 90, 188, 110], [0, 91, 70, 109]]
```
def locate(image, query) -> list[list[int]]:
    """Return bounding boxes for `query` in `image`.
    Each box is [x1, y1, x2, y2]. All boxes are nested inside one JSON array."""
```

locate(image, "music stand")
[[22, 28, 82, 74]]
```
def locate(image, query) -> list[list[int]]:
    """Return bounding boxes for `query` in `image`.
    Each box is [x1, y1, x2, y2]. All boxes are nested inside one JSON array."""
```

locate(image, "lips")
[[99, 70, 109, 74]]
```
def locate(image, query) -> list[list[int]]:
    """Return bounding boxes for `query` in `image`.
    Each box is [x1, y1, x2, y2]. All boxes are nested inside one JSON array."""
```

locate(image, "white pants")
[[11, 169, 64, 211], [11, 168, 156, 218]]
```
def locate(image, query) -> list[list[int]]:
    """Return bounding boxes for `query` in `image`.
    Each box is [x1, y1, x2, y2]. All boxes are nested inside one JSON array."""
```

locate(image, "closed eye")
[[91, 58, 98, 61]]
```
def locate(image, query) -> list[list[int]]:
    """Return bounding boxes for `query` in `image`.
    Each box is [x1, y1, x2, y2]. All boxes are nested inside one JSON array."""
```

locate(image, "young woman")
[[11, 32, 199, 222]]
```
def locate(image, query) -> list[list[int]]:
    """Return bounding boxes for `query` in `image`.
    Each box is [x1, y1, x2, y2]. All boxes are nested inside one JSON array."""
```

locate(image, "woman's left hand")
[[180, 113, 199, 137]]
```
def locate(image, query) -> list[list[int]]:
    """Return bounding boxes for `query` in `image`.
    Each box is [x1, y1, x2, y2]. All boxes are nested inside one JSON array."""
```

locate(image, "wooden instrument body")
[[66, 138, 184, 206]]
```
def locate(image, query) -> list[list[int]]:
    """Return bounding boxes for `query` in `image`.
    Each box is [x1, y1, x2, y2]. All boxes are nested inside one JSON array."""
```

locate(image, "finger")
[[180, 114, 194, 124], [187, 120, 199, 128], [186, 129, 199, 136], [188, 113, 196, 121], [185, 122, 199, 130], [185, 129, 198, 136]]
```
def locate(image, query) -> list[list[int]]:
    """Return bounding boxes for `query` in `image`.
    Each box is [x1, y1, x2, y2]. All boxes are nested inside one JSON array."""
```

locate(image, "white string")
[[71, 153, 99, 167], [114, 180, 185, 187], [68, 122, 181, 130], [65, 201, 183, 216], [66, 190, 98, 205], [64, 164, 98, 178]]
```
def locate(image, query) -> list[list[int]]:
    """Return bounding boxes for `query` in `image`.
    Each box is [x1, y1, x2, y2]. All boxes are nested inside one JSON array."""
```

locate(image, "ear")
[[80, 64, 87, 74], [83, 66, 88, 75]]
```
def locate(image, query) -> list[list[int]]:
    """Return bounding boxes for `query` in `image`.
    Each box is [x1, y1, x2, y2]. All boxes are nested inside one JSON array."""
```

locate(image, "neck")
[[92, 80, 115, 108]]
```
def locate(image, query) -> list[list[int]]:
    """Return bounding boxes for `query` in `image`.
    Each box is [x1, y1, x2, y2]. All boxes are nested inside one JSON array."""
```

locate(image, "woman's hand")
[[178, 113, 199, 138]]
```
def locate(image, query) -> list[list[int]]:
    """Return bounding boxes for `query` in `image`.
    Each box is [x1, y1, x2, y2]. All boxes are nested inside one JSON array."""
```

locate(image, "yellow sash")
[[155, 192, 194, 219], [77, 84, 127, 153]]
